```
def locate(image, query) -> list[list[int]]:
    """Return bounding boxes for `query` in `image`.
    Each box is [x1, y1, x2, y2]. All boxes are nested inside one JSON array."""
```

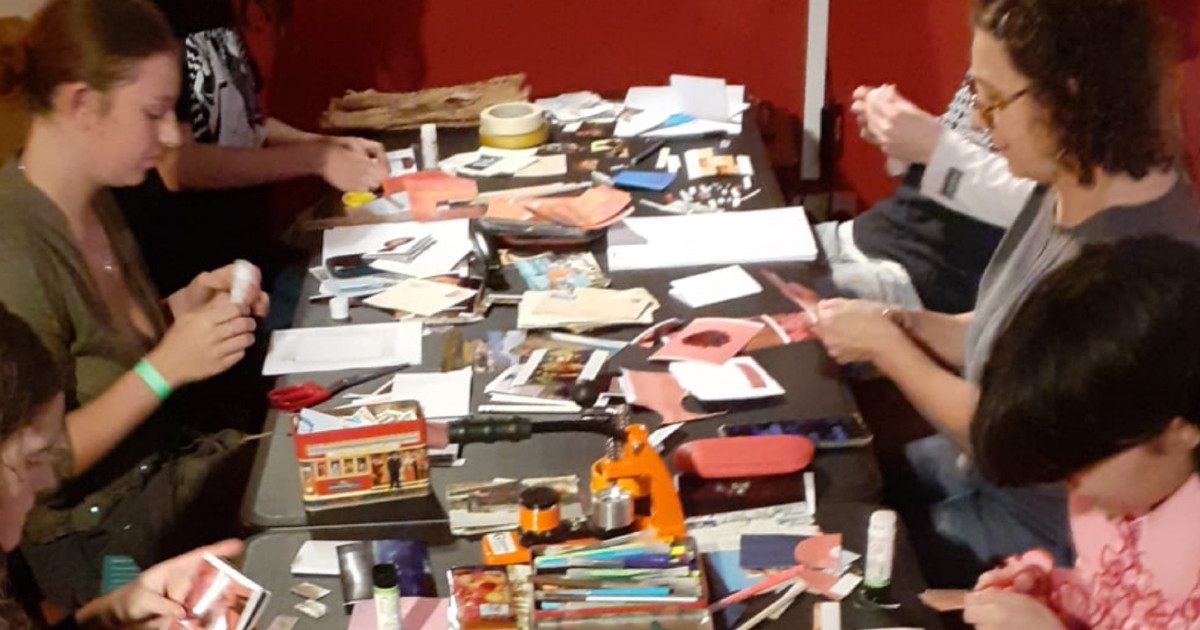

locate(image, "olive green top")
[[0, 159, 178, 543]]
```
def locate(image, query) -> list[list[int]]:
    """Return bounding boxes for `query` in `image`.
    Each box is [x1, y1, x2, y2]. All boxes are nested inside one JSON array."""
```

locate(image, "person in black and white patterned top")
[[114, 0, 389, 296], [811, 77, 1036, 314], [179, 23, 266, 148]]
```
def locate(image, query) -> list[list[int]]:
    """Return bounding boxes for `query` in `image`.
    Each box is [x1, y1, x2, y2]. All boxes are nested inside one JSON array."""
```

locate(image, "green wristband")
[[134, 359, 172, 400]]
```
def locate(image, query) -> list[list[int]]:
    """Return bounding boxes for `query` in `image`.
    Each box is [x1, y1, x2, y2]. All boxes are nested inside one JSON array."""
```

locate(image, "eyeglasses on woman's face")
[[967, 76, 1031, 129]]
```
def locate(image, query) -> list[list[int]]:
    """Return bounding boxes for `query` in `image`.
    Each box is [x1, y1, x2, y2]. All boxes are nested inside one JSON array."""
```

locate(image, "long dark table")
[[234, 115, 944, 630], [241, 118, 881, 533]]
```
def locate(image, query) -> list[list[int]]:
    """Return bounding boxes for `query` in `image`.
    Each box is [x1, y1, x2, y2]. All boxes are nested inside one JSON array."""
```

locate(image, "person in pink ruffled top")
[[962, 237, 1200, 630]]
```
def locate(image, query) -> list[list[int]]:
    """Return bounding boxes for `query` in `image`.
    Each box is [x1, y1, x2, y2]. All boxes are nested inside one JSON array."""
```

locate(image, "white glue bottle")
[[420, 123, 438, 170], [863, 509, 897, 603]]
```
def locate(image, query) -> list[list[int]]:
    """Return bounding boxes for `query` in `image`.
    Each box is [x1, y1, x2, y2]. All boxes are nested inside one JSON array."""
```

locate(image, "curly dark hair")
[[972, 0, 1180, 185]]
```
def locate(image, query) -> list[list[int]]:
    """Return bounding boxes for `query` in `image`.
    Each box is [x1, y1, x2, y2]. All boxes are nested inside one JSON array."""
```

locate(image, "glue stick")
[[229, 259, 254, 306], [420, 124, 438, 170], [864, 509, 897, 602], [373, 563, 401, 630]]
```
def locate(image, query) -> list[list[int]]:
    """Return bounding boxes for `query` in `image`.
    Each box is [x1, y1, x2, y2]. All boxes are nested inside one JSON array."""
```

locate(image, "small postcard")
[[365, 277, 477, 316], [171, 554, 271, 630]]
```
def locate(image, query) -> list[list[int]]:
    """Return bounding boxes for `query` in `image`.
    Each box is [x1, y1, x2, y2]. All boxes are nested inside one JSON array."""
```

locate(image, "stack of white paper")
[[669, 265, 763, 308], [615, 75, 750, 138], [606, 207, 817, 271], [322, 219, 473, 279], [262, 321, 423, 376], [335, 367, 473, 419], [535, 91, 621, 122]]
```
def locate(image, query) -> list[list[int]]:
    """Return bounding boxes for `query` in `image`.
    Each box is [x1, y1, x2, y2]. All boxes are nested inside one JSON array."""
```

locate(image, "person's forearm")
[[175, 140, 324, 190], [65, 370, 163, 475], [265, 117, 322, 146], [873, 334, 979, 449], [903, 310, 973, 368]]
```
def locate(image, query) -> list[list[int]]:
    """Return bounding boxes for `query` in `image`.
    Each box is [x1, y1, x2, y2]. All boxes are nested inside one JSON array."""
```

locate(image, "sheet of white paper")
[[334, 367, 472, 419], [323, 220, 463, 262], [321, 219, 471, 279], [643, 118, 742, 138], [614, 109, 674, 138], [668, 265, 763, 308], [386, 148, 418, 177], [606, 207, 817, 271], [727, 85, 748, 116], [361, 193, 410, 217], [535, 91, 607, 121], [290, 540, 354, 576], [624, 86, 682, 112], [670, 74, 731, 122], [669, 357, 785, 401], [649, 423, 683, 452], [485, 394, 579, 407], [514, 154, 568, 178], [262, 321, 422, 376]]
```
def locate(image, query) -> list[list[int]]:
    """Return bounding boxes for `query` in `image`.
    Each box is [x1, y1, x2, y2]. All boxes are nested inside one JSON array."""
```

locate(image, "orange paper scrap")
[[385, 171, 479, 222], [526, 186, 633, 229]]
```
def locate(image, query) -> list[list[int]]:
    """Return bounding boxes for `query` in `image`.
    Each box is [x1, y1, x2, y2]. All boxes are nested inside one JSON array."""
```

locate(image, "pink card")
[[762, 270, 819, 318], [527, 186, 633, 229], [349, 598, 448, 630], [649, 317, 765, 364], [793, 533, 842, 570]]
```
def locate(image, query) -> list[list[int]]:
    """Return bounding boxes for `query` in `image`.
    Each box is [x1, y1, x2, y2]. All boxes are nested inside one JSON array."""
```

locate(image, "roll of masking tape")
[[480, 102, 545, 136], [479, 125, 550, 150]]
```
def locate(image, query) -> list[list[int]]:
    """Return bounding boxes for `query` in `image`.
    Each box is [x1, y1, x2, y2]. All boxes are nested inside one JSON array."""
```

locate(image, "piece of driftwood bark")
[[320, 73, 530, 131]]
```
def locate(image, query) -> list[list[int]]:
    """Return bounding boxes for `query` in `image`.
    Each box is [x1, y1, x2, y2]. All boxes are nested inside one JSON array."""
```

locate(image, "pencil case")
[[672, 435, 814, 479]]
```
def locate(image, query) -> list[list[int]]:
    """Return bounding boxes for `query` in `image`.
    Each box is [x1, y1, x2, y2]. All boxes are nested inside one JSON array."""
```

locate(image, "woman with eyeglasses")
[[810, 0, 1200, 586]]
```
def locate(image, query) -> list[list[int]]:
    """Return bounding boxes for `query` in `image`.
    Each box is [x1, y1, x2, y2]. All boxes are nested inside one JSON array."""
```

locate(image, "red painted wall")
[[252, 1, 1196, 209], [263, 1, 806, 145], [1184, 56, 1200, 183], [826, 2, 972, 209]]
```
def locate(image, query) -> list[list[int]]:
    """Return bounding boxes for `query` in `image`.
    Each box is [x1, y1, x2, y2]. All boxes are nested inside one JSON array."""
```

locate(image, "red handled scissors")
[[267, 363, 411, 412]]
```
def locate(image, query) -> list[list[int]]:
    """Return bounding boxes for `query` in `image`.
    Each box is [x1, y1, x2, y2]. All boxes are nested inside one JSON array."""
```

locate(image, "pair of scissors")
[[267, 364, 410, 412]]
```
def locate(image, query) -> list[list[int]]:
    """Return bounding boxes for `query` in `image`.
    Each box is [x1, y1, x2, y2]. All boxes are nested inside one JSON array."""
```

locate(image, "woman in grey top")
[[811, 0, 1200, 584]]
